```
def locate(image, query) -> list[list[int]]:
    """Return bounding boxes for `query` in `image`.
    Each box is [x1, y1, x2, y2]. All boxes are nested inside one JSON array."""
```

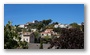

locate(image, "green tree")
[[42, 19, 52, 26], [53, 27, 61, 33], [4, 21, 18, 49], [81, 22, 84, 32], [52, 22, 59, 25], [40, 38, 43, 49], [44, 36, 50, 41], [15, 25, 22, 32], [4, 21, 28, 49], [70, 22, 80, 29], [37, 23, 44, 31], [46, 24, 54, 29], [48, 28, 84, 49]]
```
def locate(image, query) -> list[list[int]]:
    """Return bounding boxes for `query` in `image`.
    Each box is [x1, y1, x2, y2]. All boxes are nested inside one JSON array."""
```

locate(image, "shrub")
[[48, 28, 84, 49]]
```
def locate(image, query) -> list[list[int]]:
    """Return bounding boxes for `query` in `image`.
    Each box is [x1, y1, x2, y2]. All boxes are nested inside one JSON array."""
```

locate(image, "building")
[[40, 29, 58, 38], [18, 20, 39, 29], [54, 23, 74, 29], [54, 23, 68, 28], [33, 20, 39, 23], [18, 21, 34, 29], [18, 32, 35, 43], [18, 24, 28, 28], [31, 29, 37, 32], [18, 24, 24, 28]]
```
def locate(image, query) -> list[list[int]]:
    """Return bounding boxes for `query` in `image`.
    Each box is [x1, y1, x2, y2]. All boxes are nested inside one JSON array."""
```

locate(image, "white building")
[[18, 24, 24, 28], [54, 23, 68, 28], [18, 32, 35, 43], [41, 32, 52, 38], [41, 29, 53, 38], [31, 29, 37, 32], [40, 29, 58, 38], [54, 24, 59, 28]]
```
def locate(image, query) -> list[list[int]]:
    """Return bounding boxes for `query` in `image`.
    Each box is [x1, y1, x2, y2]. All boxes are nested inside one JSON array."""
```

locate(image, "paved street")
[[28, 43, 50, 49]]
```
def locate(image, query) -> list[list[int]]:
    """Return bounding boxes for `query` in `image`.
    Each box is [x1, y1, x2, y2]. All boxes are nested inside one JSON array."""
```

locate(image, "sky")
[[4, 4, 84, 25]]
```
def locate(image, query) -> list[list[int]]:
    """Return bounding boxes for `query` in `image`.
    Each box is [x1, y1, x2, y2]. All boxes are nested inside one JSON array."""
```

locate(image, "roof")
[[45, 29, 53, 32], [45, 29, 53, 31], [23, 32, 33, 35], [41, 32, 52, 34], [41, 29, 54, 34], [26, 22, 33, 24], [18, 32, 23, 34]]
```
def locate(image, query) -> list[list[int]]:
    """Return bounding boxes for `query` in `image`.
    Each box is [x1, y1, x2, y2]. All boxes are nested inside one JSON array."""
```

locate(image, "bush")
[[39, 38, 43, 49], [48, 28, 84, 49]]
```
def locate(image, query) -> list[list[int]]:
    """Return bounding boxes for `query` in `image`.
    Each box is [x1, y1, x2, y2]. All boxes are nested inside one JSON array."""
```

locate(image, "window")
[[42, 34, 43, 36], [23, 38, 25, 41], [26, 39, 28, 41], [48, 33, 51, 36]]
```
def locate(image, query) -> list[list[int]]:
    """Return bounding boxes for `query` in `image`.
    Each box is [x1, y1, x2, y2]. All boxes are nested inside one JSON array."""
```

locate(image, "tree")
[[39, 38, 43, 49], [4, 21, 18, 49], [44, 36, 50, 41], [70, 22, 80, 29], [53, 27, 61, 33], [33, 31, 40, 43], [37, 23, 44, 31], [4, 21, 28, 49], [15, 25, 22, 32], [43, 36, 51, 44], [48, 28, 84, 49], [81, 22, 84, 32], [18, 41, 28, 49], [42, 19, 52, 26], [46, 24, 54, 29], [47, 19, 52, 24], [52, 22, 59, 25]]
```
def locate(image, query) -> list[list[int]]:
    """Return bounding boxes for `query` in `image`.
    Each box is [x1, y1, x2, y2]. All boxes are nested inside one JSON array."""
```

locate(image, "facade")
[[18, 24, 24, 28], [18, 24, 28, 28], [18, 20, 37, 28], [31, 29, 37, 32], [24, 24, 28, 28], [54, 24, 59, 28], [54, 24, 68, 28], [54, 23, 73, 29], [18, 32, 35, 43], [33, 20, 39, 23], [41, 32, 52, 38], [40, 29, 58, 38]]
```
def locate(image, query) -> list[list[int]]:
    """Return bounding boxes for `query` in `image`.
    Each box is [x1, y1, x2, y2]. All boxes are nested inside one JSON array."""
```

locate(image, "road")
[[28, 43, 50, 49]]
